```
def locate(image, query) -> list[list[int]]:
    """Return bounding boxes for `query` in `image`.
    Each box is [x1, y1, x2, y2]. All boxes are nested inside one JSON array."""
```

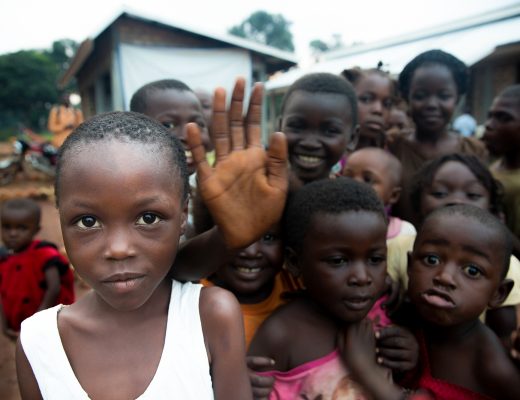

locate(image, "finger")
[[378, 358, 411, 371], [266, 132, 288, 192], [212, 87, 230, 162], [229, 78, 246, 150], [249, 373, 275, 388], [186, 123, 211, 182], [247, 356, 276, 370], [246, 82, 263, 148], [377, 348, 411, 361]]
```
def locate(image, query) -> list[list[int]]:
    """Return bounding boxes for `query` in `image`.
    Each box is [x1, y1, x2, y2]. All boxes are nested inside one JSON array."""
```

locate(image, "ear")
[[387, 186, 402, 206], [179, 198, 189, 236], [346, 124, 360, 152], [285, 247, 301, 278], [488, 278, 514, 309]]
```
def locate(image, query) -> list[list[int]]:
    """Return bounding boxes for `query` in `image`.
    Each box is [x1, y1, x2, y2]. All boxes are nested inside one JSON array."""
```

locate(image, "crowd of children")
[[1, 47, 520, 399]]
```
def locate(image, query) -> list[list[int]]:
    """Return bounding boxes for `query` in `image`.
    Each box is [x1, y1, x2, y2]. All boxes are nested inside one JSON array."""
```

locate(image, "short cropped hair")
[[420, 204, 512, 278], [284, 177, 386, 251], [281, 73, 358, 127], [1, 198, 41, 224], [499, 84, 520, 105], [130, 79, 193, 114], [398, 49, 468, 100], [55, 111, 189, 205]]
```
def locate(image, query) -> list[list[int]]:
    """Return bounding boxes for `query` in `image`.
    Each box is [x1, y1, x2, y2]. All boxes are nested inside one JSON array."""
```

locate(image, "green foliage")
[[229, 11, 295, 52], [309, 39, 329, 53], [0, 39, 78, 134]]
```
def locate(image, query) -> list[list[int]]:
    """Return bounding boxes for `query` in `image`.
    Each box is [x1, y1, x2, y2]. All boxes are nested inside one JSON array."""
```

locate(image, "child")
[[388, 153, 520, 346], [342, 147, 416, 241], [248, 178, 393, 399], [483, 84, 520, 245], [388, 49, 488, 224], [16, 112, 252, 399], [341, 66, 395, 149], [342, 205, 520, 400], [279, 73, 359, 188], [130, 79, 213, 175], [0, 198, 74, 339], [201, 223, 295, 347]]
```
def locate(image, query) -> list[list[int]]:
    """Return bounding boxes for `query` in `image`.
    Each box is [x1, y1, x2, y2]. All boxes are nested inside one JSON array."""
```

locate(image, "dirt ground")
[[0, 178, 90, 400]]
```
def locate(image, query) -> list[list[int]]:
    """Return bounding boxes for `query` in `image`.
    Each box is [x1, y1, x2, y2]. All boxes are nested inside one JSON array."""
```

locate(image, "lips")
[[342, 295, 373, 311], [422, 289, 456, 309], [102, 272, 145, 292], [292, 154, 325, 169], [364, 120, 384, 131], [231, 263, 264, 280]]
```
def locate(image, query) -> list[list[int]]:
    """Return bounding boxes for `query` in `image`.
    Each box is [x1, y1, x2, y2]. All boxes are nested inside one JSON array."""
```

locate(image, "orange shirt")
[[202, 271, 301, 348]]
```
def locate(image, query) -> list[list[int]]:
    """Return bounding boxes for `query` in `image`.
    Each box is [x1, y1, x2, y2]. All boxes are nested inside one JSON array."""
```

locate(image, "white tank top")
[[20, 280, 214, 399]]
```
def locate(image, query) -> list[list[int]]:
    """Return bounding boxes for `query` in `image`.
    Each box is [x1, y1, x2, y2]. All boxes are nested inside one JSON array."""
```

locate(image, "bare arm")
[[200, 286, 252, 400], [37, 265, 61, 311], [16, 339, 43, 400], [0, 296, 18, 340], [171, 78, 288, 281]]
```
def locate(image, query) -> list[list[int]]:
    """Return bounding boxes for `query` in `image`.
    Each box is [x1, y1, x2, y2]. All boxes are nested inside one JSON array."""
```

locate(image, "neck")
[[424, 318, 480, 343], [415, 126, 449, 144]]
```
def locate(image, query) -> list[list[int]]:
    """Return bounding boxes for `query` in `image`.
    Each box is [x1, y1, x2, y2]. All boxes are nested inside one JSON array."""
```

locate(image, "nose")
[[103, 227, 136, 260], [433, 263, 457, 290], [425, 96, 439, 109], [370, 101, 383, 115], [298, 132, 321, 150], [443, 192, 466, 207], [347, 262, 373, 286], [238, 242, 262, 259]]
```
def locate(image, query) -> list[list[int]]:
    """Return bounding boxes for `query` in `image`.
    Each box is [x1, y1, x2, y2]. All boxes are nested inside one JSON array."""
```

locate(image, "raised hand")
[[375, 325, 419, 373], [187, 78, 288, 250], [246, 356, 275, 400]]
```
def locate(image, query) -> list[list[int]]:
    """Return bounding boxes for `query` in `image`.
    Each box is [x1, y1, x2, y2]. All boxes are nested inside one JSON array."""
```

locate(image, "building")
[[265, 4, 520, 127], [60, 9, 297, 118]]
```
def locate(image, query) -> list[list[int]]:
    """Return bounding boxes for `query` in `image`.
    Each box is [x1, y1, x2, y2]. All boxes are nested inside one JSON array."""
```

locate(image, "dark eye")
[[383, 99, 393, 109], [430, 190, 447, 199], [423, 254, 441, 266], [76, 216, 99, 229], [467, 193, 483, 201], [162, 122, 175, 130], [326, 256, 348, 267], [363, 173, 375, 184], [196, 119, 206, 129], [136, 213, 161, 225], [439, 92, 454, 101], [262, 233, 277, 242], [463, 264, 482, 278], [358, 94, 373, 104], [368, 255, 385, 266]]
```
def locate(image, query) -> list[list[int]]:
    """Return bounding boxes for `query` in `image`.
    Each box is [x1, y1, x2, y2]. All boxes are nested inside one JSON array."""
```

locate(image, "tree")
[[0, 39, 78, 135], [309, 39, 329, 53], [229, 11, 295, 52]]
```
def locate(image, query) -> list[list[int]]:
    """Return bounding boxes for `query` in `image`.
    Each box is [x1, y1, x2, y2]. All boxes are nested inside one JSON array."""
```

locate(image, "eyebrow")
[[422, 239, 492, 262]]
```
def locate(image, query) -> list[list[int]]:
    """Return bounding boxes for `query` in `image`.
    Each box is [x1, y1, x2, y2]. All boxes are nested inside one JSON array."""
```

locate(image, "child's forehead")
[[1, 206, 38, 223], [147, 88, 201, 109]]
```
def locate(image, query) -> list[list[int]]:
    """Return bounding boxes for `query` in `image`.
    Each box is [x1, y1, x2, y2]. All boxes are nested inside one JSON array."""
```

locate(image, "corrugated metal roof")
[[266, 4, 520, 90]]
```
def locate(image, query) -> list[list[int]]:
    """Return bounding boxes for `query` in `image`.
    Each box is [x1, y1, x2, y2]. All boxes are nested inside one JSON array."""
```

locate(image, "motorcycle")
[[0, 132, 57, 186]]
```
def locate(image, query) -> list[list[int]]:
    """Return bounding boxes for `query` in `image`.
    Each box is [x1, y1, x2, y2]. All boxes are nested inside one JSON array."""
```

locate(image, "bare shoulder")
[[477, 325, 520, 399], [248, 299, 307, 368], [199, 285, 242, 323]]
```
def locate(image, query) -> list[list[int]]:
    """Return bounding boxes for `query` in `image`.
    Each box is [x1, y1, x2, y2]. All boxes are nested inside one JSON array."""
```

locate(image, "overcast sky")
[[1, 0, 519, 60]]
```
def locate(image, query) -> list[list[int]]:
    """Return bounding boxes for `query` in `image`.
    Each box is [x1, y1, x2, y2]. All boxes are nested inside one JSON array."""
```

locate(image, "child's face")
[[408, 64, 458, 135], [483, 95, 520, 157], [408, 213, 506, 326], [343, 151, 399, 206], [58, 140, 187, 311], [420, 161, 490, 218], [355, 73, 393, 137], [214, 225, 283, 298], [387, 108, 410, 132], [1, 208, 39, 252], [293, 211, 387, 323], [282, 90, 355, 182], [145, 88, 210, 174]]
